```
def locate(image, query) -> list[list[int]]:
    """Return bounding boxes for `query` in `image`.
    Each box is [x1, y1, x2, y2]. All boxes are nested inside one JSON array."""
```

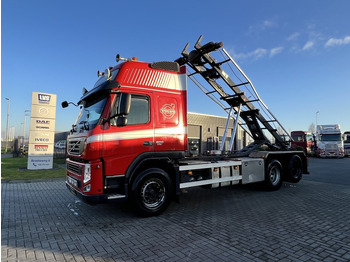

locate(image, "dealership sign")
[[27, 92, 57, 170]]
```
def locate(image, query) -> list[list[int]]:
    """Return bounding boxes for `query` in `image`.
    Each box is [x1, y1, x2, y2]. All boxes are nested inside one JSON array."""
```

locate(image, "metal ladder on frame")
[[175, 36, 292, 156]]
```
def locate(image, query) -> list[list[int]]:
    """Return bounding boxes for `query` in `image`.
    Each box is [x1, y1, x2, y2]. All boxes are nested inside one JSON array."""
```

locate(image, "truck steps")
[[107, 194, 126, 200]]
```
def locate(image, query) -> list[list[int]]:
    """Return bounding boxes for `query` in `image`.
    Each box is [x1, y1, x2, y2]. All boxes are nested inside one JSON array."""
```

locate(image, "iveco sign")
[[34, 137, 50, 142]]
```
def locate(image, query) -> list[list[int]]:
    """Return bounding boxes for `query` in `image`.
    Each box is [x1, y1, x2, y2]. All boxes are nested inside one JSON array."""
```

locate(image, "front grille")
[[325, 144, 338, 151], [67, 162, 83, 175], [67, 138, 85, 155]]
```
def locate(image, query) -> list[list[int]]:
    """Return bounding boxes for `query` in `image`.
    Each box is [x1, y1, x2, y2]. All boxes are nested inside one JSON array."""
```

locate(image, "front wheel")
[[131, 168, 172, 216], [264, 160, 283, 191]]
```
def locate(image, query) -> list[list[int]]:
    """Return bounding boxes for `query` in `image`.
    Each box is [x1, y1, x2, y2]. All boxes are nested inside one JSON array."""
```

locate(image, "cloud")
[[262, 19, 275, 28], [234, 48, 267, 60], [270, 47, 284, 57], [302, 41, 314, 51], [287, 32, 300, 41], [325, 36, 350, 47], [251, 48, 268, 59], [248, 19, 276, 33], [233, 46, 283, 61]]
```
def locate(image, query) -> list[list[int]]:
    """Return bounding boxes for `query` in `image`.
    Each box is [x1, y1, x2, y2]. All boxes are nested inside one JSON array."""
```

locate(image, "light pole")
[[316, 111, 319, 127], [5, 98, 10, 153], [23, 110, 30, 142]]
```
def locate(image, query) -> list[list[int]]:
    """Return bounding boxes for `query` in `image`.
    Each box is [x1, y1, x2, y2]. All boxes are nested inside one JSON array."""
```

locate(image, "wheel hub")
[[140, 178, 165, 209]]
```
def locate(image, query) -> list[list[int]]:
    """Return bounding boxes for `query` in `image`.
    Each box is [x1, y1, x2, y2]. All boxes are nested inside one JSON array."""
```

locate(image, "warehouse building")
[[187, 112, 249, 156]]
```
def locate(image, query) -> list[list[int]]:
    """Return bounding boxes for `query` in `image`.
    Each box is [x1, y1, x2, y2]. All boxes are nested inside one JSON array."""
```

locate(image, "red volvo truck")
[[291, 131, 315, 156], [62, 36, 308, 216]]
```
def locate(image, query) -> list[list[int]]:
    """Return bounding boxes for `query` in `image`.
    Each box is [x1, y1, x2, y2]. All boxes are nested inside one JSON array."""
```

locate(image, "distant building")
[[187, 112, 248, 156]]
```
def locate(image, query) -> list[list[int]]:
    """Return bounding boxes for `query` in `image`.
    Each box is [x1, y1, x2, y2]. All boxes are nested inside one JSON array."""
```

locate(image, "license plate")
[[70, 187, 77, 196]]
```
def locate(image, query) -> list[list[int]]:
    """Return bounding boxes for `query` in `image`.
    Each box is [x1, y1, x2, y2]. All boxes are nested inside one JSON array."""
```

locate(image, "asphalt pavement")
[[2, 157, 350, 261]]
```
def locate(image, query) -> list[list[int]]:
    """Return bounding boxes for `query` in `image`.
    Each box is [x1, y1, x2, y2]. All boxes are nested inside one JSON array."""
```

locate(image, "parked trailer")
[[62, 37, 308, 216]]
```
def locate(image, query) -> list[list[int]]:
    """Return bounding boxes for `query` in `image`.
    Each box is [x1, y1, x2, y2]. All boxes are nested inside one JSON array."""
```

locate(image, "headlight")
[[83, 164, 91, 184]]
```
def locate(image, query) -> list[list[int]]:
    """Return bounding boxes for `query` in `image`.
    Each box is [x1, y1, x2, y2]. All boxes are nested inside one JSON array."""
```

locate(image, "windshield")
[[74, 96, 108, 131], [344, 134, 350, 142], [292, 135, 304, 142], [320, 134, 341, 141]]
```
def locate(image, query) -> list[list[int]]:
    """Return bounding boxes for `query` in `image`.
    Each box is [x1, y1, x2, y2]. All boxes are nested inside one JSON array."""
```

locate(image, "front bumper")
[[319, 152, 344, 158], [66, 181, 127, 204]]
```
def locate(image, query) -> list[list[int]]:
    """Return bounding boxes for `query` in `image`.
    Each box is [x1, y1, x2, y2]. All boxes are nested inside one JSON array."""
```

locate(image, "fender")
[[125, 151, 184, 183]]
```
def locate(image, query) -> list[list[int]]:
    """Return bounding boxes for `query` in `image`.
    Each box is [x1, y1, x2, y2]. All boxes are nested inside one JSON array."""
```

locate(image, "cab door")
[[102, 92, 154, 176]]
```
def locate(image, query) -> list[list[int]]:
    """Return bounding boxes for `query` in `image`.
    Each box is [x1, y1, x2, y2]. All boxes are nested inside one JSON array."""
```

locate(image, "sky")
[[2, 0, 350, 138]]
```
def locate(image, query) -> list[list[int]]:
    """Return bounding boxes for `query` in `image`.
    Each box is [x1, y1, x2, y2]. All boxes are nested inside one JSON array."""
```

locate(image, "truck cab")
[[316, 125, 344, 158], [64, 58, 187, 204], [343, 131, 350, 157], [291, 131, 315, 156]]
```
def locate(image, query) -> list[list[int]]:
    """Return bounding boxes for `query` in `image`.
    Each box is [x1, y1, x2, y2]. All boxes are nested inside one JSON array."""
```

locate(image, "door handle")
[[143, 141, 153, 146]]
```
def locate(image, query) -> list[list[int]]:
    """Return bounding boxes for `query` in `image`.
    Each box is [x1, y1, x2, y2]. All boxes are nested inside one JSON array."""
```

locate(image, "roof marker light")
[[116, 54, 138, 63]]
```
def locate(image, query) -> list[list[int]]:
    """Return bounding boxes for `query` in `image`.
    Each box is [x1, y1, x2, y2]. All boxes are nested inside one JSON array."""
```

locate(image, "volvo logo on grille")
[[68, 138, 84, 155]]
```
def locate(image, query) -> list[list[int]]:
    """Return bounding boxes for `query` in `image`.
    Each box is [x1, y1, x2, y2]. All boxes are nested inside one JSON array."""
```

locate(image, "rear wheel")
[[131, 168, 172, 216], [265, 160, 283, 191], [286, 155, 303, 183]]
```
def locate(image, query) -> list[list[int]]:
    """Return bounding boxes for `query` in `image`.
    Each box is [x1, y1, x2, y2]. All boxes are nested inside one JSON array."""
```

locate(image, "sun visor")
[[78, 80, 120, 104]]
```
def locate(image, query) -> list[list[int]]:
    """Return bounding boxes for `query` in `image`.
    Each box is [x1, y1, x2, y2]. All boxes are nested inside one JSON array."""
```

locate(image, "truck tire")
[[265, 160, 283, 191], [286, 155, 303, 183], [131, 168, 172, 216]]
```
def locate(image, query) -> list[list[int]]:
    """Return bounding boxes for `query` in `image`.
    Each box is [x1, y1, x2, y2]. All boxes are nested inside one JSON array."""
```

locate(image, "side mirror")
[[117, 116, 127, 127], [118, 93, 131, 115], [61, 101, 69, 108], [62, 101, 78, 108]]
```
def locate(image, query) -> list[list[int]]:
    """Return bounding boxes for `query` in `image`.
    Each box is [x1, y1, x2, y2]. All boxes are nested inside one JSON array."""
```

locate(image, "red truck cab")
[[64, 59, 187, 205], [291, 131, 314, 156]]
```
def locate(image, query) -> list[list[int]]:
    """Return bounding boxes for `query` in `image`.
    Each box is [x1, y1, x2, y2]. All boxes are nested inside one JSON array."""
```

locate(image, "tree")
[[308, 123, 315, 133]]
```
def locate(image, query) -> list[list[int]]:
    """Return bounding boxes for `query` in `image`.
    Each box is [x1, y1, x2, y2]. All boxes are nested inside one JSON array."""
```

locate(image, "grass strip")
[[1, 156, 66, 180]]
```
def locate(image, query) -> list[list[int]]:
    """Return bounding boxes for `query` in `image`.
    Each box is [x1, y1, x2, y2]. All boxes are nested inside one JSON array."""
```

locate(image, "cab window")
[[127, 95, 149, 125]]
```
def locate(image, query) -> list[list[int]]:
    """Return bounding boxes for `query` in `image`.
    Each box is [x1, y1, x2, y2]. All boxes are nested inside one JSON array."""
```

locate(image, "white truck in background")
[[316, 125, 344, 158], [343, 131, 350, 157]]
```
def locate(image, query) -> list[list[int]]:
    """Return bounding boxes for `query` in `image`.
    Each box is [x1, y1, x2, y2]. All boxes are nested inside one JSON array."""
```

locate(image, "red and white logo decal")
[[160, 104, 176, 119]]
